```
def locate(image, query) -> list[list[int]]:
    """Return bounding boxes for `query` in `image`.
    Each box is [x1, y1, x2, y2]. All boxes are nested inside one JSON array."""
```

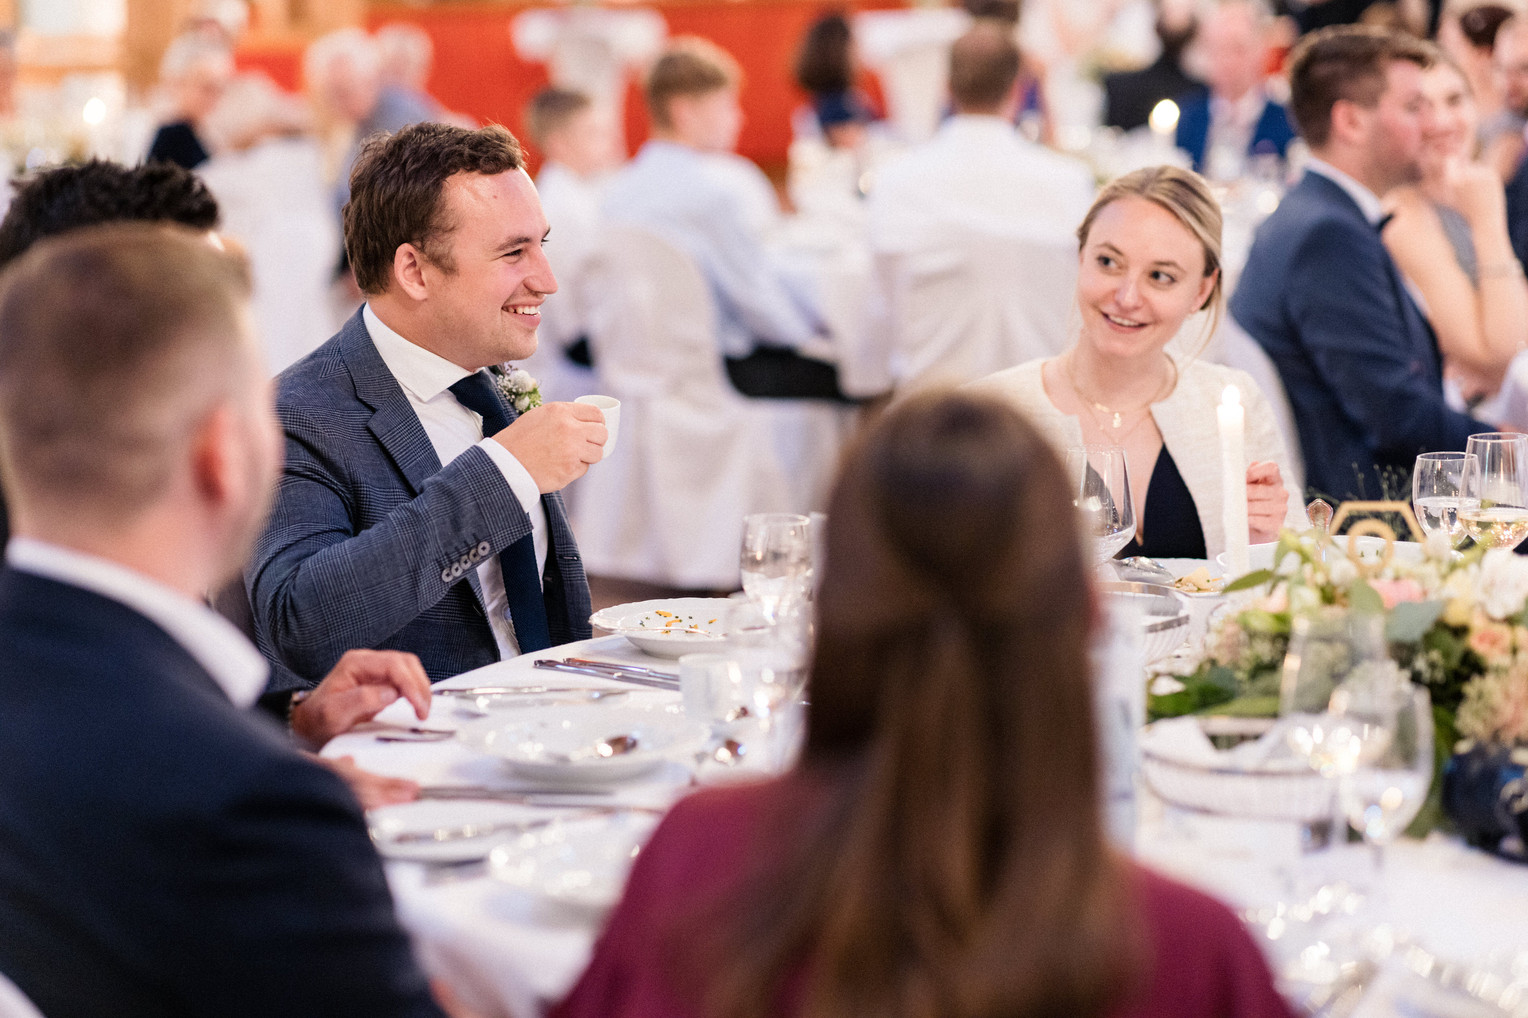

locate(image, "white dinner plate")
[[1216, 536, 1424, 575], [589, 597, 734, 658], [459, 700, 705, 785], [489, 810, 661, 913], [368, 800, 537, 863]]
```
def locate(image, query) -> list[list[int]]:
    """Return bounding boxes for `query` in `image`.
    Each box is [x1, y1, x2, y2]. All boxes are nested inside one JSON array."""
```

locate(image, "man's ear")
[[392, 243, 431, 301], [1328, 98, 1366, 149], [189, 404, 238, 508]]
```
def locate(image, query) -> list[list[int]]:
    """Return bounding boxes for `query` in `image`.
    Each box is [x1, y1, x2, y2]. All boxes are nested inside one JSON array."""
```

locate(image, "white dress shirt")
[[364, 304, 548, 658], [867, 114, 1096, 250], [601, 140, 823, 358], [1303, 157, 1385, 225], [5, 537, 269, 708]]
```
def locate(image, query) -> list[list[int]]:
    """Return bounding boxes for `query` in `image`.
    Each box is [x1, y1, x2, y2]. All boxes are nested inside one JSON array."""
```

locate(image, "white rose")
[[1423, 530, 1454, 561], [1475, 548, 1528, 619], [513, 394, 531, 413], [509, 369, 535, 390], [1328, 556, 1359, 587]]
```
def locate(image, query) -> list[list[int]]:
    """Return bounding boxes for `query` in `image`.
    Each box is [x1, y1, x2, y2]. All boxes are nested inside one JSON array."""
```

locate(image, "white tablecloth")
[[335, 626, 1528, 1017]]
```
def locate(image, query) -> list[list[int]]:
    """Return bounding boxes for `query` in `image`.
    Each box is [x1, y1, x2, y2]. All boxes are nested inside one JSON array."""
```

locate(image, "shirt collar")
[[1210, 88, 1265, 131], [363, 302, 475, 403], [940, 113, 1020, 140], [1304, 158, 1386, 225], [4, 538, 268, 708]]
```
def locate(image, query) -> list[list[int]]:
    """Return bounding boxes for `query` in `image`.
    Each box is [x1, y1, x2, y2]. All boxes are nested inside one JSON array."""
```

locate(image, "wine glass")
[[1412, 451, 1477, 547], [1280, 611, 1394, 779], [1461, 433, 1528, 550], [1065, 445, 1135, 563], [739, 513, 813, 623], [1330, 682, 1434, 876]]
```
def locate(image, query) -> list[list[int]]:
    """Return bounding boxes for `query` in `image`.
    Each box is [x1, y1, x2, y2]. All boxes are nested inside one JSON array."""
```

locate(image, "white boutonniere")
[[491, 364, 543, 414]]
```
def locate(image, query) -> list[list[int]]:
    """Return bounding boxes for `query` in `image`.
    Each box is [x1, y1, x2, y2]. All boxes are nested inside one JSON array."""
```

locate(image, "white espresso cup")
[[574, 395, 620, 460]]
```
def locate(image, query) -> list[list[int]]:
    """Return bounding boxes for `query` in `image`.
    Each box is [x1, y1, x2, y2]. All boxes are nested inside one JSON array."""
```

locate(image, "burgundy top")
[[552, 776, 1296, 1018]]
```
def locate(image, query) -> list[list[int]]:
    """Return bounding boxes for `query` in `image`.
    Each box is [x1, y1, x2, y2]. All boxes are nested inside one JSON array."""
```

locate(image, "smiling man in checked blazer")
[[249, 122, 606, 689]]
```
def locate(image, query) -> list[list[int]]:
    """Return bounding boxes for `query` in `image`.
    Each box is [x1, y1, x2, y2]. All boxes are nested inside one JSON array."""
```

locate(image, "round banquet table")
[[331, 608, 1528, 1018]]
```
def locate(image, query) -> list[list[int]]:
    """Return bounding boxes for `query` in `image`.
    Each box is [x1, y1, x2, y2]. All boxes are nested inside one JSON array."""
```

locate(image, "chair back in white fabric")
[[570, 225, 846, 588], [0, 971, 44, 1018], [883, 224, 1077, 392], [1218, 315, 1306, 496]]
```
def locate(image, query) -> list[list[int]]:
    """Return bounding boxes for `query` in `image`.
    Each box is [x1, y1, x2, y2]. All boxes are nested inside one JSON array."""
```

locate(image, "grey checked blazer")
[[247, 310, 592, 684]]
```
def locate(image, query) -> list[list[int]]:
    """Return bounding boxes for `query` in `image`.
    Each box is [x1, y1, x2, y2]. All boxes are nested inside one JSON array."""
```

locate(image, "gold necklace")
[[1064, 353, 1177, 430]]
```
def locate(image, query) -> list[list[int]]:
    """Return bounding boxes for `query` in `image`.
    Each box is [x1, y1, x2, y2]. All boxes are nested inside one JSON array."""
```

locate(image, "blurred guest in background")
[[792, 12, 879, 151], [1232, 26, 1492, 504], [1382, 52, 1528, 402], [376, 22, 476, 130], [1437, 3, 1514, 163], [972, 166, 1301, 559], [1484, 11, 1528, 178], [1175, 0, 1297, 179], [525, 87, 619, 375], [147, 32, 234, 169], [554, 389, 1295, 1018], [1103, 4, 1206, 132], [305, 27, 439, 219], [870, 22, 1094, 246], [603, 37, 846, 399]]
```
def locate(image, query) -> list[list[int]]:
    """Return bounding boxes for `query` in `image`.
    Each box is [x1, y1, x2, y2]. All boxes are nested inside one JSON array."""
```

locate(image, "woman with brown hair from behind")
[[552, 390, 1295, 1018]]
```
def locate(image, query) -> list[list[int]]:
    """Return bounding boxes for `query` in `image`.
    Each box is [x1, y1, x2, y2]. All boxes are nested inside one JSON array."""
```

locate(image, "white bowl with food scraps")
[[589, 597, 734, 658]]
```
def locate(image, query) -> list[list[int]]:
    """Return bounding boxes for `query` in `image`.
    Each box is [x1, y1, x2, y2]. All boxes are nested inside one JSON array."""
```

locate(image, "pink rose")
[[1371, 579, 1425, 611], [1469, 617, 1515, 664]]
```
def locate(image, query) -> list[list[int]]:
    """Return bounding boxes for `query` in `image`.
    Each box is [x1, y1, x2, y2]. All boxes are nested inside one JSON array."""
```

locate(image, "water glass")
[[1412, 451, 1476, 547], [739, 513, 813, 623], [1462, 433, 1528, 550], [1330, 682, 1434, 873], [1065, 444, 1135, 562]]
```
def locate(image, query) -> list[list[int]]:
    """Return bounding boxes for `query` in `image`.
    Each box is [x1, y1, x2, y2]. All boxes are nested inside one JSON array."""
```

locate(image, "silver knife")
[[564, 658, 680, 681], [416, 785, 614, 804], [435, 686, 626, 700], [531, 659, 680, 690]]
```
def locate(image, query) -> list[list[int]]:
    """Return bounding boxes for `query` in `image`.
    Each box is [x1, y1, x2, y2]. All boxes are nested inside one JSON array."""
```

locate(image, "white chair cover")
[[881, 224, 1078, 392], [1218, 315, 1306, 496], [0, 971, 44, 1018], [569, 225, 847, 589]]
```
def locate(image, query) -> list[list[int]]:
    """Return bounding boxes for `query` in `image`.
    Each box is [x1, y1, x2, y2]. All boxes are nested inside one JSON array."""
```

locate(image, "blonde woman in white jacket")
[[971, 165, 1306, 560]]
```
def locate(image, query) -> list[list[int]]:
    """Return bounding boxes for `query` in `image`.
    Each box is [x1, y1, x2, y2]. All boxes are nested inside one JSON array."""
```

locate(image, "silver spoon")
[[546, 733, 640, 763], [1116, 555, 1174, 583]]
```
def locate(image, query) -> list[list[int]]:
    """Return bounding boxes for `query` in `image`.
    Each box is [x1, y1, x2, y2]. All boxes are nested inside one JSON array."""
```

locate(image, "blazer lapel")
[[337, 310, 487, 606]]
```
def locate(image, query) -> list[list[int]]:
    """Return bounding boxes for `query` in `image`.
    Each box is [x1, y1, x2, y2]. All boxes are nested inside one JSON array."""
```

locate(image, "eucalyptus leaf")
[[1349, 579, 1384, 615], [1386, 600, 1445, 643], [1223, 568, 1275, 593]]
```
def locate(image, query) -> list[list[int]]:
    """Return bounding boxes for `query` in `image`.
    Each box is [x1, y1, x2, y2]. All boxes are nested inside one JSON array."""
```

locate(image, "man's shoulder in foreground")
[[0, 568, 444, 1018]]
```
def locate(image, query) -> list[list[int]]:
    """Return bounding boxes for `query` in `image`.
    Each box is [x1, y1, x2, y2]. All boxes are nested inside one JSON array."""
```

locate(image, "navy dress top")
[[1118, 447, 1207, 560]]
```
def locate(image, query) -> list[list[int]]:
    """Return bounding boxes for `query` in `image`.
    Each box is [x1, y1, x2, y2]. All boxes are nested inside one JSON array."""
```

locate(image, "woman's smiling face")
[[1075, 195, 1216, 362]]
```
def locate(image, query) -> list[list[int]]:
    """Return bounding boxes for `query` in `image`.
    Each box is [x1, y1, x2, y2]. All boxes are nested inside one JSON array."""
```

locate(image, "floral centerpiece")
[[1152, 528, 1528, 840]]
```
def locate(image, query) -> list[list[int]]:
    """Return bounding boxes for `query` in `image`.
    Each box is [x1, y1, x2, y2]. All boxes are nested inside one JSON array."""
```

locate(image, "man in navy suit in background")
[[1230, 26, 1492, 504], [1173, 0, 1296, 179], [0, 226, 452, 1017], [250, 122, 605, 688]]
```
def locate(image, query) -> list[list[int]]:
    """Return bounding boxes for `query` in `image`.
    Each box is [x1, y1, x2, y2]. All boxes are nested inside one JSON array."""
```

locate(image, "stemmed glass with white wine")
[[1412, 451, 1477, 548], [1461, 433, 1528, 550], [1064, 445, 1136, 563], [739, 513, 813, 624]]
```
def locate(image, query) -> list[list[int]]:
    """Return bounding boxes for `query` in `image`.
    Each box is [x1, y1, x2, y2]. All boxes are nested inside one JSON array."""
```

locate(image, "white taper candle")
[[1218, 385, 1249, 576]]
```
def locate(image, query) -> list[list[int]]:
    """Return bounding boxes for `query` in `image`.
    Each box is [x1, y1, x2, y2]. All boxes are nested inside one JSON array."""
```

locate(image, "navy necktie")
[[448, 372, 552, 653]]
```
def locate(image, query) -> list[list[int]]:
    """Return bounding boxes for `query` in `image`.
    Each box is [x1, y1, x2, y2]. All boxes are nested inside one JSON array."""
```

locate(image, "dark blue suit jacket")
[[249, 310, 592, 684], [1230, 170, 1489, 503], [0, 568, 443, 1018], [1504, 152, 1528, 273], [1174, 93, 1296, 174]]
